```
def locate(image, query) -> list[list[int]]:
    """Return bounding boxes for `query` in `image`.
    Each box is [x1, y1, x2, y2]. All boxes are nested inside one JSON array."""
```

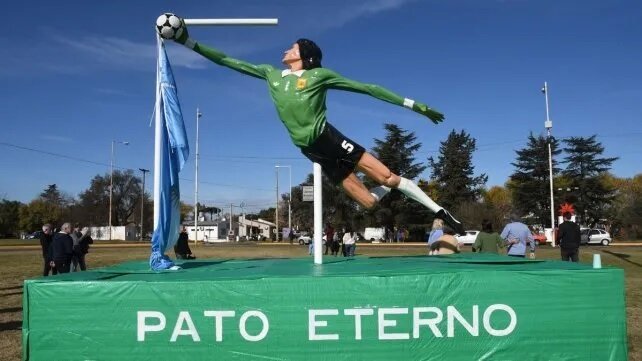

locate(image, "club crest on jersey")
[[296, 78, 307, 90]]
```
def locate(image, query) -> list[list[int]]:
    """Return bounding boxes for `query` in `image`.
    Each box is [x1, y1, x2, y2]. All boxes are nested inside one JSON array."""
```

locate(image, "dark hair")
[[481, 219, 493, 233], [442, 226, 455, 236], [296, 38, 322, 70], [562, 212, 572, 220]]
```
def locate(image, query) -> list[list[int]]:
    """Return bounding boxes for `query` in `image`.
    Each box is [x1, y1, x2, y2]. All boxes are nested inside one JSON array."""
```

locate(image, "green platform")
[[22, 255, 627, 360]]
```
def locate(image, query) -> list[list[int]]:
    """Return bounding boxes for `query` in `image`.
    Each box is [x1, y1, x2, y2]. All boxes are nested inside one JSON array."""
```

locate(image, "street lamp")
[[109, 140, 129, 240], [275, 165, 292, 238], [139, 168, 150, 241], [194, 108, 202, 244], [542, 82, 555, 246]]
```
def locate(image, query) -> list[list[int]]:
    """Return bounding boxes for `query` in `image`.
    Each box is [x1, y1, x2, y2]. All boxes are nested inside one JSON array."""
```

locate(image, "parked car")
[[456, 230, 480, 245], [581, 228, 612, 246], [298, 233, 312, 245], [532, 233, 547, 245]]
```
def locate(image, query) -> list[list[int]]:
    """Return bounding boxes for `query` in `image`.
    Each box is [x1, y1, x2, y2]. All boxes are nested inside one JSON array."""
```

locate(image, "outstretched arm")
[[322, 70, 444, 124], [174, 24, 274, 80]]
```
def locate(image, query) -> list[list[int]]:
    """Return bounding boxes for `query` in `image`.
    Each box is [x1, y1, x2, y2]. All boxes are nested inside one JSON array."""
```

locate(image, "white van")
[[363, 227, 386, 243]]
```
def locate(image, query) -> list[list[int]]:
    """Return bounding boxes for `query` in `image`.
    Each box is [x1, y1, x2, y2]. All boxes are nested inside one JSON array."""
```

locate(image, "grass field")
[[1, 241, 640, 360]]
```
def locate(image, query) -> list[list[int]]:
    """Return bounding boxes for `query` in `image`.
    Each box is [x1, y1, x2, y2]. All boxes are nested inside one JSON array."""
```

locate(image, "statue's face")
[[282, 43, 301, 65]]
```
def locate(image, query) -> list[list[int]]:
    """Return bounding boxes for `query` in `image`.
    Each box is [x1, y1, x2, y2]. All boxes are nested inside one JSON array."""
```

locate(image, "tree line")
[[1, 126, 640, 240]]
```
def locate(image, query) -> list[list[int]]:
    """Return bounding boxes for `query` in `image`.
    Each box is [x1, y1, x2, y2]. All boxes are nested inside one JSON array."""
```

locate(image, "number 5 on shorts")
[[341, 140, 354, 153]]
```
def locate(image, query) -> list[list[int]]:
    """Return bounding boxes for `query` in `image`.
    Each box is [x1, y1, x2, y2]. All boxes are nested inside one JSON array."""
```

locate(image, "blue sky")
[[1, 0, 641, 213]]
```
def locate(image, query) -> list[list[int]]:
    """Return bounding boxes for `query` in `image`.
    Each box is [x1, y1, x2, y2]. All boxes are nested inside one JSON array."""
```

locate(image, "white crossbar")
[[184, 18, 278, 26]]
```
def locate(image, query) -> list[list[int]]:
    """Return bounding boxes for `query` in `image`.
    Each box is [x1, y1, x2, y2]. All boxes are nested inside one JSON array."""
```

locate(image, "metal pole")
[[313, 163, 323, 264], [194, 107, 201, 244], [543, 82, 556, 246], [109, 140, 128, 241], [139, 168, 149, 241], [230, 203, 233, 240], [288, 166, 292, 232], [109, 141, 114, 241], [275, 166, 279, 241]]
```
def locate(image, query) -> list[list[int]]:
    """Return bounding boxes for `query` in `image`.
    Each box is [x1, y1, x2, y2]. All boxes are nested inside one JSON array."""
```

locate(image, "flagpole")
[[153, 36, 162, 230]]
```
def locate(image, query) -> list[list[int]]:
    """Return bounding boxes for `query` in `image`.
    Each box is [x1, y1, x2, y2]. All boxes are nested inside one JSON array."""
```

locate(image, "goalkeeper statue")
[[169, 18, 464, 234]]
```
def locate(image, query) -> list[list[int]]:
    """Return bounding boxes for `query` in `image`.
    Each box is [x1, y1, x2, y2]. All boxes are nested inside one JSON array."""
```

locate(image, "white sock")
[[396, 178, 442, 213], [369, 185, 391, 202]]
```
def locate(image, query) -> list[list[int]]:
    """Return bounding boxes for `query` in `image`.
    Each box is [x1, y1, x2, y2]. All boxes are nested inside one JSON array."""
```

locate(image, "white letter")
[[170, 311, 201, 342], [344, 308, 374, 340], [413, 307, 443, 338], [309, 309, 339, 340], [239, 311, 269, 342], [137, 311, 166, 341], [204, 311, 235, 342], [378, 308, 410, 340], [483, 304, 517, 336], [447, 306, 479, 337]]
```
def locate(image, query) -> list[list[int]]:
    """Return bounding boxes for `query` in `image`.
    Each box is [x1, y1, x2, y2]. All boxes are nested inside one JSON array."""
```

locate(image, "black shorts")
[[300, 123, 365, 184]]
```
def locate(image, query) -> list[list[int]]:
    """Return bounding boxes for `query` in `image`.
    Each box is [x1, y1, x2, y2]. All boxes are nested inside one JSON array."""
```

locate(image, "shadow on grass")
[[602, 250, 642, 268], [0, 285, 22, 291], [0, 307, 21, 314], [0, 321, 21, 331]]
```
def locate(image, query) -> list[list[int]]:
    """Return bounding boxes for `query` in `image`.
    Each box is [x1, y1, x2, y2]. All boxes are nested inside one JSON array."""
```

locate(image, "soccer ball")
[[156, 13, 184, 40]]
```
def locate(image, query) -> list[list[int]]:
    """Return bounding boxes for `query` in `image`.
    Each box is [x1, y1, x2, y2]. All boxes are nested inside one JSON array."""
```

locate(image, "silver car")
[[581, 229, 612, 246]]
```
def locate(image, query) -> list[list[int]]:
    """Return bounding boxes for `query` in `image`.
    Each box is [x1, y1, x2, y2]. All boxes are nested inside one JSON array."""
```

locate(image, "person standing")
[[174, 226, 195, 259], [70, 224, 88, 271], [473, 219, 504, 254], [324, 223, 335, 255], [343, 229, 356, 257], [52, 223, 74, 273], [427, 218, 445, 255], [556, 212, 581, 262], [39, 223, 57, 276], [500, 213, 535, 258]]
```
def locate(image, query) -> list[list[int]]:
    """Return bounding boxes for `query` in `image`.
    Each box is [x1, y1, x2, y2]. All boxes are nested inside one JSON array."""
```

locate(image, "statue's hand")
[[415, 102, 444, 124], [174, 18, 189, 44]]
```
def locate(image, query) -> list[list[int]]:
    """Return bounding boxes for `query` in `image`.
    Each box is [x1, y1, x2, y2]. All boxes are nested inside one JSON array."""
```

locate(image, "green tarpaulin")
[[22, 254, 627, 360]]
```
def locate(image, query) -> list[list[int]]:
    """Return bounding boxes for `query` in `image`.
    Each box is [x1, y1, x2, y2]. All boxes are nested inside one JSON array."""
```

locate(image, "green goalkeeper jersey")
[[191, 42, 437, 147]]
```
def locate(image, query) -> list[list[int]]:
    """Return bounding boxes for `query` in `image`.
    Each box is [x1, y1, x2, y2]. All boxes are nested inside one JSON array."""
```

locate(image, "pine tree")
[[562, 135, 618, 225], [428, 130, 487, 210], [508, 134, 561, 227], [369, 123, 428, 238]]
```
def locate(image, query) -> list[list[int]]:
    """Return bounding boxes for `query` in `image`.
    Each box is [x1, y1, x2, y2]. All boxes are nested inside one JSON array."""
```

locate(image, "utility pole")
[[194, 107, 202, 244], [109, 140, 129, 240], [275, 166, 279, 241], [139, 168, 150, 241], [230, 203, 233, 240], [542, 82, 556, 247]]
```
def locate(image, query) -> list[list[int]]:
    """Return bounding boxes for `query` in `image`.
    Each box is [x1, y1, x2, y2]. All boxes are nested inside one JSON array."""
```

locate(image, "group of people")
[[39, 222, 93, 276], [426, 211, 582, 262], [307, 223, 357, 257]]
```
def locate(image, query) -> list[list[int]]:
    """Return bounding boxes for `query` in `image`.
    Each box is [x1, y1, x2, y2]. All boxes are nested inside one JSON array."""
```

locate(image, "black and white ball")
[[156, 13, 184, 40]]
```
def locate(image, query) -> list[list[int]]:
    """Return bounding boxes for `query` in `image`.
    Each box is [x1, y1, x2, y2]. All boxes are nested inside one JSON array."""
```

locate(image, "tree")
[[77, 170, 145, 226], [609, 174, 642, 239], [369, 123, 429, 240], [0, 199, 22, 237], [508, 134, 561, 227], [429, 130, 488, 210], [19, 184, 72, 231], [482, 185, 513, 230], [562, 135, 618, 225]]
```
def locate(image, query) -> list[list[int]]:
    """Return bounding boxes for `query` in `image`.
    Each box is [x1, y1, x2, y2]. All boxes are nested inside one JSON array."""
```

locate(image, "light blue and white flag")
[[150, 37, 189, 271]]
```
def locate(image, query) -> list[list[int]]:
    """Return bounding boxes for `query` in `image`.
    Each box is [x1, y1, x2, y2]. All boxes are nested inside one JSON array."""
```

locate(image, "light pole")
[[109, 140, 129, 240], [275, 165, 279, 241], [139, 168, 149, 241], [542, 82, 555, 246], [275, 165, 292, 234], [194, 107, 202, 244]]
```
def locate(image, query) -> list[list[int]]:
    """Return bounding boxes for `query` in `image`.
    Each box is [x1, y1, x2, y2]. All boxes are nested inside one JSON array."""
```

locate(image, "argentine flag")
[[150, 37, 189, 270]]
